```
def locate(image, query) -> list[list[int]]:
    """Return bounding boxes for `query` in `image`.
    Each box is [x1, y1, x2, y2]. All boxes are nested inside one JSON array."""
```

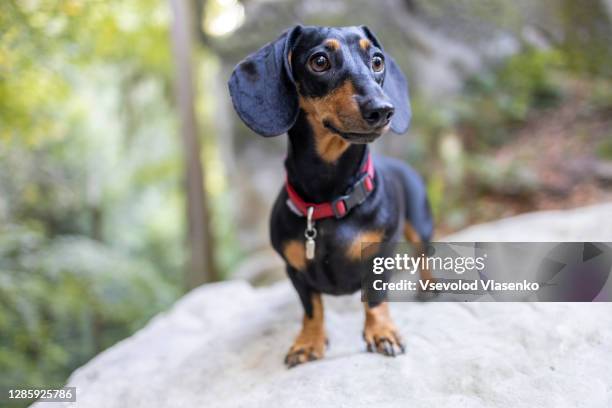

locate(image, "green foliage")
[[458, 49, 564, 147], [559, 0, 612, 78], [0, 226, 178, 390], [596, 139, 612, 162], [0, 0, 171, 146], [588, 80, 612, 113], [409, 48, 575, 232], [0, 112, 183, 401], [0, 0, 186, 397], [464, 155, 539, 195], [411, 49, 565, 161]]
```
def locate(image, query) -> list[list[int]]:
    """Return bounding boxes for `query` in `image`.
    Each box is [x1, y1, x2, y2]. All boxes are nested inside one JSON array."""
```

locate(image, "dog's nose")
[[361, 101, 394, 128]]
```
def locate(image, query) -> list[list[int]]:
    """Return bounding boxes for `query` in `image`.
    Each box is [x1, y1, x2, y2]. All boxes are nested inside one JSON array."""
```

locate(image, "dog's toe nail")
[[377, 337, 388, 355], [384, 341, 393, 356]]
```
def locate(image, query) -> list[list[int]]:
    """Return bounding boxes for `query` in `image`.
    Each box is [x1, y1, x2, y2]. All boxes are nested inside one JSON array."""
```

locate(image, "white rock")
[[445, 203, 612, 242], [34, 204, 612, 408]]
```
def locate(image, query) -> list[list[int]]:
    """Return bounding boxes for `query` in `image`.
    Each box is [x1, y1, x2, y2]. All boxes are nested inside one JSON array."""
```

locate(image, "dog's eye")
[[309, 54, 331, 73], [372, 55, 385, 73]]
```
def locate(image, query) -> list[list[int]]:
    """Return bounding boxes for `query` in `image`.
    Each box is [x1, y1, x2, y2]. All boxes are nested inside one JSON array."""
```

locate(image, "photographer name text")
[[372, 279, 540, 292]]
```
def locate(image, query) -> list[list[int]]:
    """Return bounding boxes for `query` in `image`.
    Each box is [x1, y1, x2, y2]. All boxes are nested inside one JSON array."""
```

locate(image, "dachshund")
[[229, 25, 433, 368]]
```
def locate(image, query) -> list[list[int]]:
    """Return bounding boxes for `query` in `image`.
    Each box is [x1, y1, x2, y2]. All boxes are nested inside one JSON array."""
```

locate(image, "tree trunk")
[[169, 0, 218, 288]]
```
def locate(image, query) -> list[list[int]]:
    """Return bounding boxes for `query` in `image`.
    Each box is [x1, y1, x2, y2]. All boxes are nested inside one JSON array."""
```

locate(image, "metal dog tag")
[[304, 207, 317, 260], [305, 236, 316, 260]]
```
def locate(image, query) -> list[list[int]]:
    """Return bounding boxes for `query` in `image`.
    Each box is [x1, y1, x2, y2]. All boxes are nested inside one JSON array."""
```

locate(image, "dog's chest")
[[294, 206, 401, 294]]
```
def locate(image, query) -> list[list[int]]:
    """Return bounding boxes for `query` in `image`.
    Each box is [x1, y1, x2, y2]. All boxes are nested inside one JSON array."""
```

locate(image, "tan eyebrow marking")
[[359, 38, 371, 50], [324, 39, 341, 51]]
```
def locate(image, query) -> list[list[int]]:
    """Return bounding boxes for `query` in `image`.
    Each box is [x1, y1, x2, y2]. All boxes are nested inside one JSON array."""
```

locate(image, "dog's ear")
[[361, 26, 411, 134], [228, 26, 302, 137]]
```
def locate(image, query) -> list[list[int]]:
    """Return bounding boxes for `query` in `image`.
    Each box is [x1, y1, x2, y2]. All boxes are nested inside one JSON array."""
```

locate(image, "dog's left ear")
[[361, 26, 411, 134], [228, 26, 302, 137]]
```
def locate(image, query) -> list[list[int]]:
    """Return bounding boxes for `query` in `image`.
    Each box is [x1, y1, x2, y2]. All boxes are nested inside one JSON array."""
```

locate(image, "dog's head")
[[229, 25, 411, 143]]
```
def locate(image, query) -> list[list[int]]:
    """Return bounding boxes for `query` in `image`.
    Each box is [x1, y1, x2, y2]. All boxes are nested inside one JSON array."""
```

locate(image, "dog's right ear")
[[228, 26, 302, 137]]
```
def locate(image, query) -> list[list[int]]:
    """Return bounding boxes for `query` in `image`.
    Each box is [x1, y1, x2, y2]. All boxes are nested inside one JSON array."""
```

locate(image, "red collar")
[[285, 152, 375, 220]]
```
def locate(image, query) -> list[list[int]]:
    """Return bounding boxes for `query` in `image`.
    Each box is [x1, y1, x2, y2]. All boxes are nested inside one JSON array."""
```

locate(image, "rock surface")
[[35, 204, 612, 408], [445, 203, 612, 242]]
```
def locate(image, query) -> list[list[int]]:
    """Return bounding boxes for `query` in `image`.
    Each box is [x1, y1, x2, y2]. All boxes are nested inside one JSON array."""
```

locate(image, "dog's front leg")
[[285, 292, 327, 368], [363, 302, 405, 356]]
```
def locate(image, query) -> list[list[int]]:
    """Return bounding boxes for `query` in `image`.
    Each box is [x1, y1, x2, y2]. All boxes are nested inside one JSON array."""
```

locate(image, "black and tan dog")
[[229, 25, 433, 367]]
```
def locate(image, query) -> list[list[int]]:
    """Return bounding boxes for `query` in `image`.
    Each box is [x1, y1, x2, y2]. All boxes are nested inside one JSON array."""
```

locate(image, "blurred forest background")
[[1, 0, 612, 398]]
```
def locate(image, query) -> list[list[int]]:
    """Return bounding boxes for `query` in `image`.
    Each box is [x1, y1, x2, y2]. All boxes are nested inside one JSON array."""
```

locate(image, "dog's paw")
[[284, 335, 328, 368], [363, 322, 405, 357]]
